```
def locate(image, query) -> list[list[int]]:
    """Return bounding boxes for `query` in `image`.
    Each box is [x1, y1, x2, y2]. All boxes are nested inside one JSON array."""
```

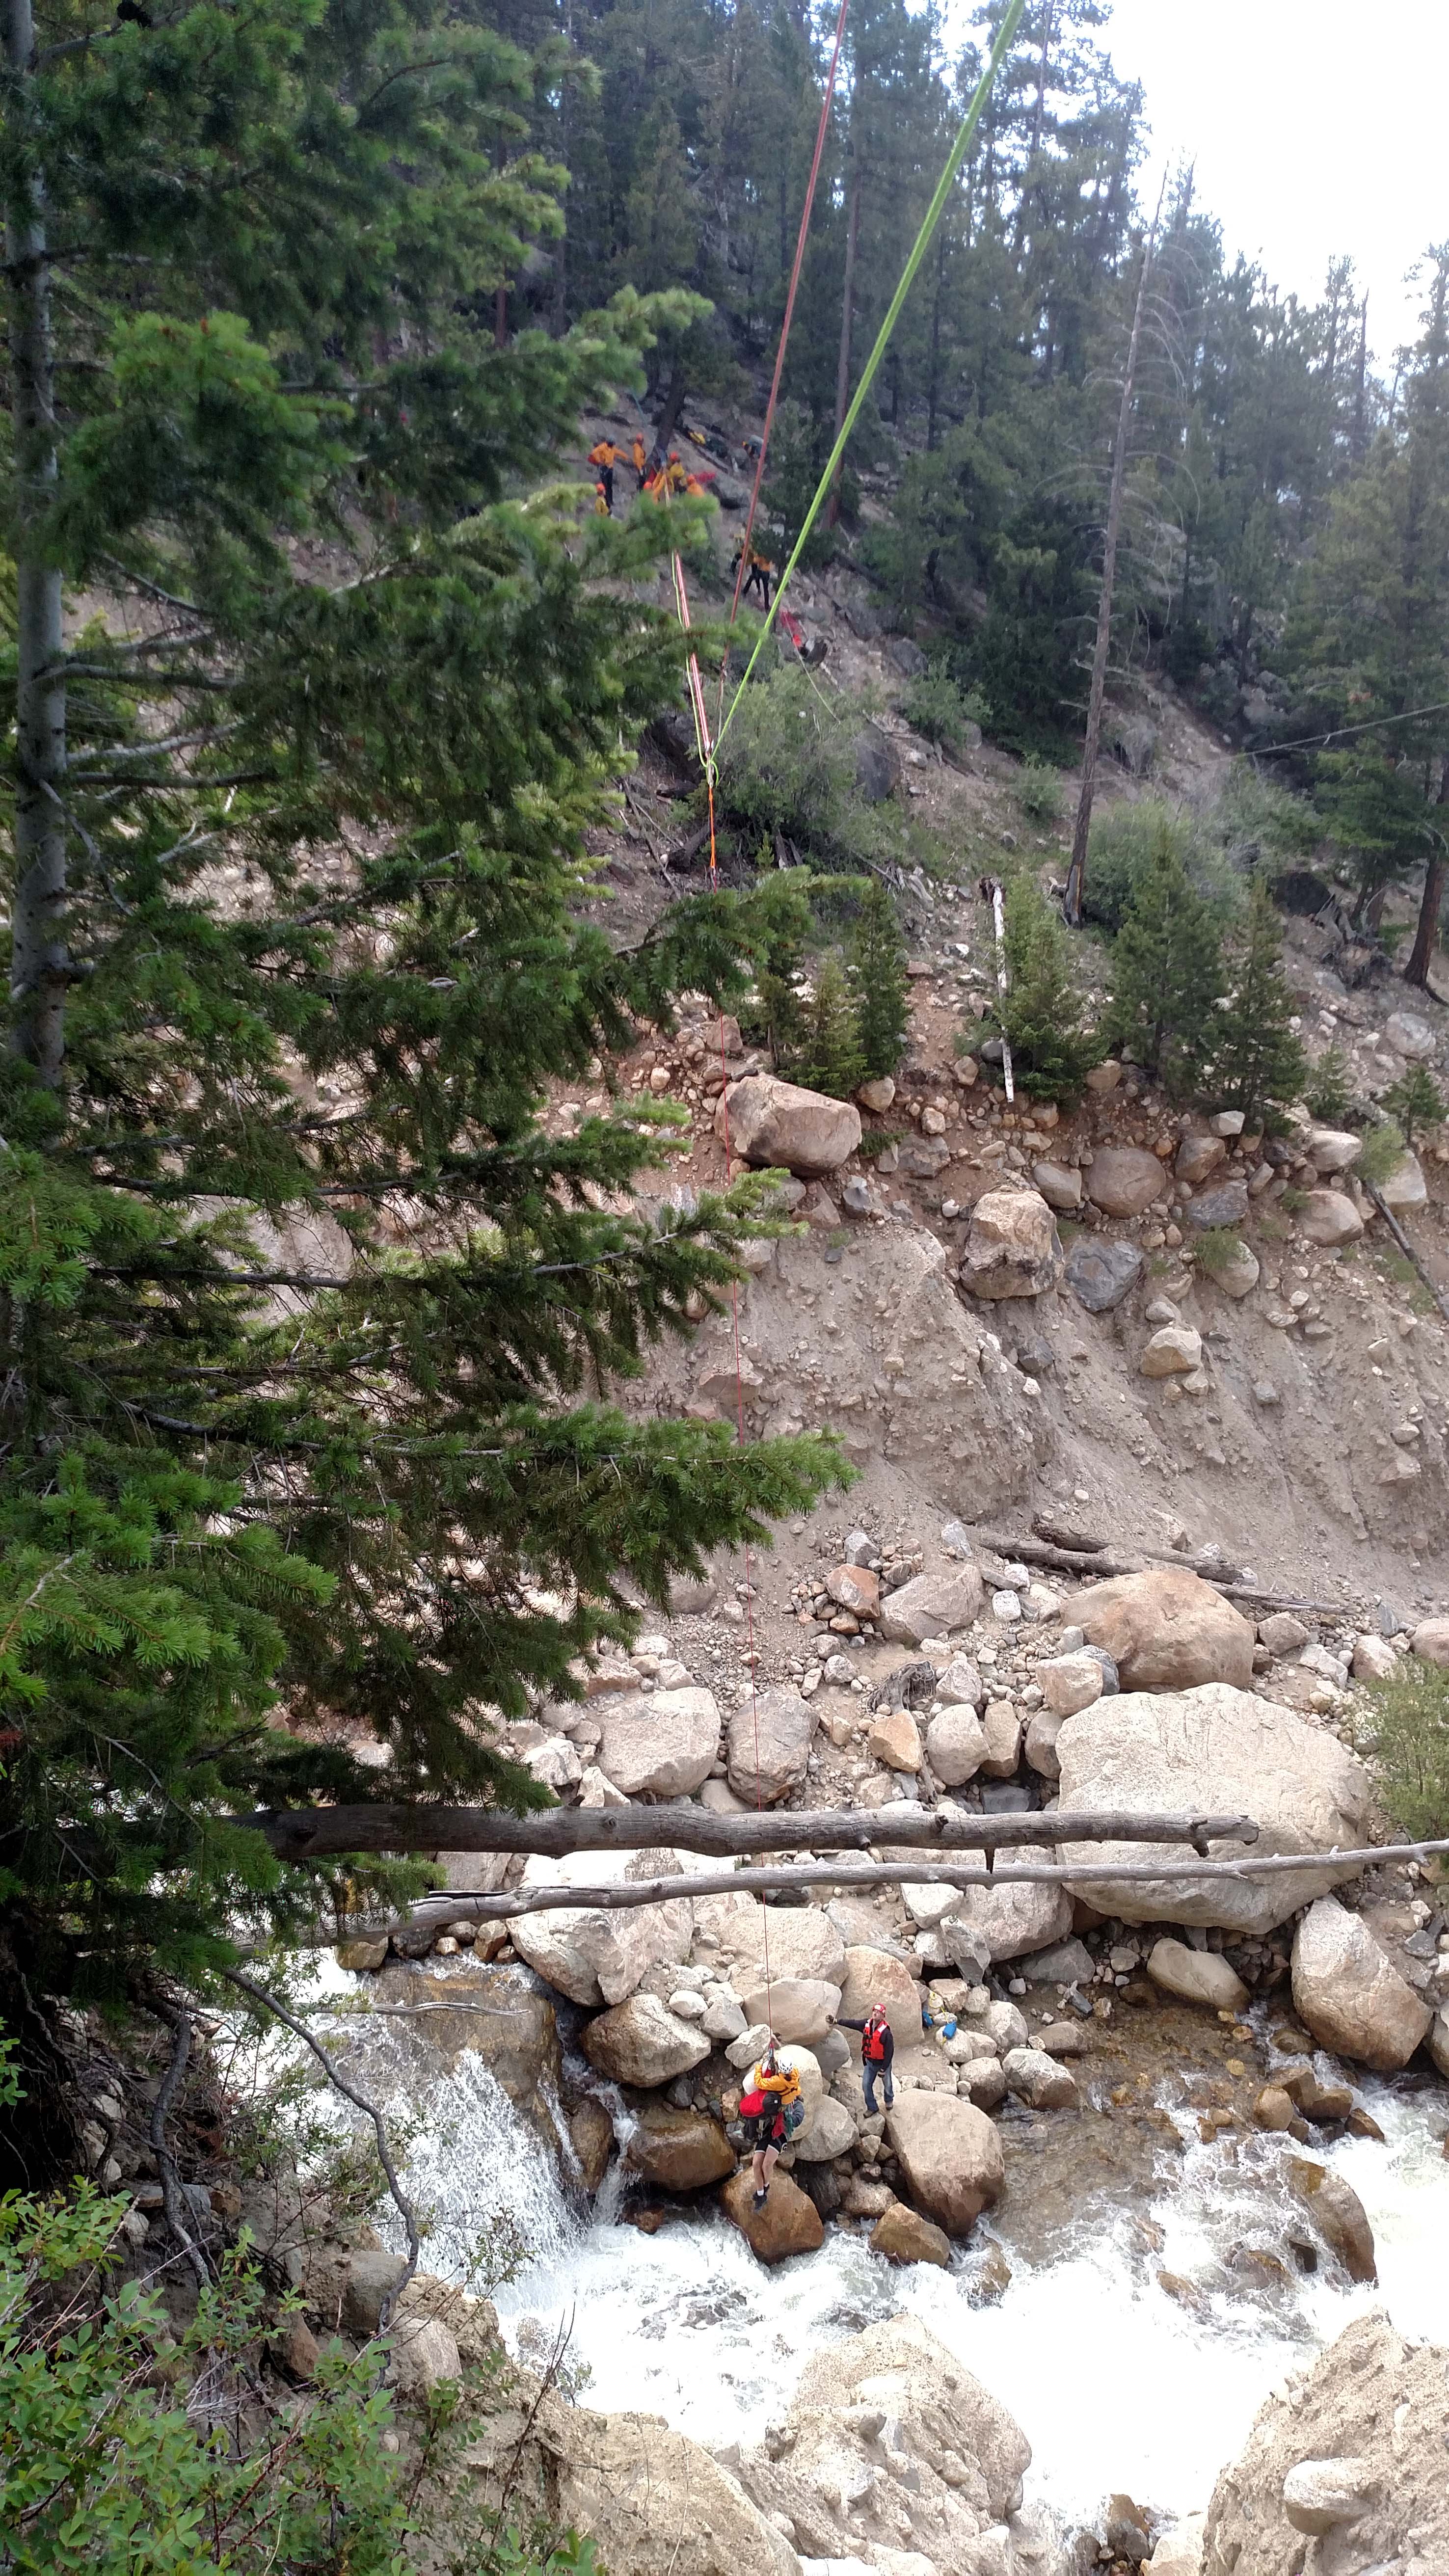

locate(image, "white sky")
[[1099, 0, 1449, 366]]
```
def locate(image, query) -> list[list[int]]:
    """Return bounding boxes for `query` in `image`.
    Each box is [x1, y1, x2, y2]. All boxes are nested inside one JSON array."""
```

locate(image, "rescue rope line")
[[725, 0, 852, 643], [712, 0, 1026, 757]]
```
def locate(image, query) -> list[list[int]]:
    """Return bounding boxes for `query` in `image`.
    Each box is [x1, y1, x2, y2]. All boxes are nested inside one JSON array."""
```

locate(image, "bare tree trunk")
[[825, 157, 860, 527], [1063, 178, 1165, 926], [654, 352, 689, 450], [4, 0, 68, 1082], [1404, 759, 1449, 992]]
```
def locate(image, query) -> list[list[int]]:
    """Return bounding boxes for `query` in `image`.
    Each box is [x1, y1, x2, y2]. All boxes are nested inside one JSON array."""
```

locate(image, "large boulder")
[[791, 2093, 857, 2160], [719, 2166, 824, 2263], [625, 2104, 735, 2191], [885, 2093, 1004, 2234], [595, 1687, 722, 1799], [1085, 1147, 1170, 1217], [879, 1561, 985, 1644], [943, 1875, 1073, 1963], [835, 1945, 922, 2057], [700, 1890, 848, 1987], [1146, 1940, 1248, 2012], [1184, 1179, 1250, 1229], [545, 2402, 801, 2576], [738, 1976, 840, 2045], [369, 1960, 561, 2117], [1290, 1895, 1432, 2070], [510, 1849, 693, 2006], [1411, 1615, 1449, 1666], [870, 2202, 951, 2266], [925, 1702, 987, 1784], [1288, 2160, 1377, 2282], [1379, 1148, 1427, 1209], [581, 1993, 712, 2088], [1057, 1684, 1372, 1933], [726, 1682, 813, 1805], [1065, 1236, 1144, 1312], [715, 1074, 860, 1175], [1202, 2313, 1449, 2576], [1073, 1566, 1255, 1690], [1298, 1188, 1364, 1247], [959, 1189, 1063, 1299]]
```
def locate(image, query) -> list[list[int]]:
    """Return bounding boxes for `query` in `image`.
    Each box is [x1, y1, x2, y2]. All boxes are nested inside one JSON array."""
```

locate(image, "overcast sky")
[[1097, 0, 1449, 366]]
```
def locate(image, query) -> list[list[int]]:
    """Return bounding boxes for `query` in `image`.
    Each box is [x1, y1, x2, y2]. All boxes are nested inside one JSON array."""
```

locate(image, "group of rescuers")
[[586, 433, 774, 606], [740, 2002, 895, 2211]]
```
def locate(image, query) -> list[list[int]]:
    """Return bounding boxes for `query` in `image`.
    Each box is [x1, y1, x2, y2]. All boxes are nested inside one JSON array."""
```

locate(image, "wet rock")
[[1001, 2046, 1078, 2108], [581, 1994, 712, 2089], [1085, 1147, 1170, 1217], [1287, 2159, 1376, 2281], [726, 1684, 813, 1805], [626, 2104, 735, 2192], [510, 1850, 693, 2007], [1065, 1236, 1144, 1313], [715, 1073, 861, 1176], [870, 2203, 950, 2267], [885, 2093, 1004, 2234], [959, 1188, 1063, 1299], [1146, 1940, 1249, 2012], [337, 1937, 390, 1973], [1106, 2494, 1154, 2565], [720, 2167, 824, 2263], [1430, 2007, 1449, 2078], [738, 1977, 841, 2046], [569, 2096, 616, 2194], [1290, 1895, 1432, 2070], [1073, 1567, 1255, 1691], [370, 1959, 563, 2119], [1253, 2085, 1309, 2139], [1298, 1189, 1364, 1247], [867, 1706, 922, 1771], [879, 1563, 985, 1644], [596, 1687, 722, 1798], [924, 1702, 987, 1785], [1058, 1684, 1371, 1933]]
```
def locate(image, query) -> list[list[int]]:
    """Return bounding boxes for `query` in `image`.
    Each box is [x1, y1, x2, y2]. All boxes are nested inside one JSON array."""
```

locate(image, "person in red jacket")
[[833, 2003, 894, 2114]]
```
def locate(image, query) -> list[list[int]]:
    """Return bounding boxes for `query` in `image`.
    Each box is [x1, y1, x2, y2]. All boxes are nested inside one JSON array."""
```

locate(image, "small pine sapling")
[[792, 955, 866, 1100], [993, 879, 1103, 1102], [1305, 1045, 1356, 1125], [848, 879, 912, 1080], [1381, 1064, 1445, 1145], [1105, 820, 1226, 1098], [1210, 878, 1309, 1127]]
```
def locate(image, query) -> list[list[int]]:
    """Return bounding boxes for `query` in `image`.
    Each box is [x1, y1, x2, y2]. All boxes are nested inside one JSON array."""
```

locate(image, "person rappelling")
[[832, 2001, 895, 2115], [738, 2038, 803, 2208]]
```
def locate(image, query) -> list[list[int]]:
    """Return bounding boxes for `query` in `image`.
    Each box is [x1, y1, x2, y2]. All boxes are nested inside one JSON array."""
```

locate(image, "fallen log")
[[300, 1835, 1449, 1945], [248, 1801, 1258, 1866], [1365, 1181, 1449, 1328], [960, 1526, 1352, 1615]]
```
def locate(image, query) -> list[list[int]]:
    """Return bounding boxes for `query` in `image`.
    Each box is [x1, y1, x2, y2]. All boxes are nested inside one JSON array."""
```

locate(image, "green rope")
[[712, 0, 1027, 757]]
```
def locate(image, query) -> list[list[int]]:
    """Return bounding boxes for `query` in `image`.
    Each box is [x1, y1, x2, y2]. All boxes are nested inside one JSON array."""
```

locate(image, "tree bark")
[[4, 0, 69, 1081], [244, 1799, 1258, 1866], [1063, 179, 1165, 926], [825, 157, 861, 528], [1403, 759, 1449, 991]]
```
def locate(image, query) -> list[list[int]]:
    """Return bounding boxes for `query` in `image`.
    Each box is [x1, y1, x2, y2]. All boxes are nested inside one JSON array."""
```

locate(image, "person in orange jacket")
[[592, 480, 611, 516], [587, 437, 621, 510], [631, 433, 647, 485]]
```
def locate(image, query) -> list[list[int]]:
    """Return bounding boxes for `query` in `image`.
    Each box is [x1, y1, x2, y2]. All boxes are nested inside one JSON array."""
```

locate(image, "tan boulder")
[[1287, 2159, 1377, 2281], [726, 1683, 813, 1805], [835, 1945, 922, 2058], [547, 2404, 800, 2576], [1298, 1188, 1364, 1246], [959, 1188, 1063, 1299], [885, 2092, 1004, 2234], [1141, 1323, 1203, 1377], [595, 1686, 722, 1798], [1411, 1616, 1449, 1667], [1038, 1649, 1105, 1717], [337, 1936, 389, 1973], [1290, 1895, 1432, 2071], [569, 2096, 615, 2193], [738, 1977, 841, 2046], [715, 1074, 861, 1175], [1058, 1683, 1372, 1934], [1074, 1566, 1255, 1690], [870, 2203, 951, 2266], [1147, 1939, 1249, 2012], [925, 1702, 987, 1785], [1379, 1148, 1427, 1209], [868, 1705, 923, 1771], [1177, 1132, 1227, 1185], [510, 1848, 693, 2006], [1306, 1126, 1362, 1174], [581, 1994, 712, 2088], [1085, 1146, 1170, 1217], [980, 1696, 1022, 1773], [704, 1894, 846, 1987], [625, 2104, 735, 2192], [1033, 1159, 1083, 1210], [720, 2167, 824, 2263], [878, 1561, 985, 1643], [825, 1562, 880, 1616], [943, 1873, 1073, 1963]]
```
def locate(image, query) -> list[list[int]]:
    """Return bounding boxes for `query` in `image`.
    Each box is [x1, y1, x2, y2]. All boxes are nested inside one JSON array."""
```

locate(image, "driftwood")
[[961, 1526, 1352, 1616], [314, 1835, 1449, 1945], [250, 1801, 1258, 1867], [1366, 1181, 1449, 1328]]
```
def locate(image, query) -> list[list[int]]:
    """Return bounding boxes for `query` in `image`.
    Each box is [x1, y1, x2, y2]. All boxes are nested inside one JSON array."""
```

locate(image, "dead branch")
[[1365, 1182, 1449, 1327], [148, 2006, 212, 2291], [962, 1526, 1353, 1613]]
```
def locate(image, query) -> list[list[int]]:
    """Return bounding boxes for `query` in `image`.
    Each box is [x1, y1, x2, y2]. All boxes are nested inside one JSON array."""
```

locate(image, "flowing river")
[[298, 1957, 1449, 2543]]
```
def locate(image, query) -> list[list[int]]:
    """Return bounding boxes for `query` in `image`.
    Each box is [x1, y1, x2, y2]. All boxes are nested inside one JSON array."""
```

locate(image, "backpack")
[[782, 2096, 806, 2139], [738, 2089, 765, 2120]]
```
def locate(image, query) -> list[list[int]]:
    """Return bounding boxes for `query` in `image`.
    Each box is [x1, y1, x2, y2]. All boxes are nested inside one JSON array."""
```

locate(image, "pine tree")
[[1209, 879, 1309, 1127], [1382, 1065, 1446, 1145], [0, 0, 848, 2068], [1105, 822, 1226, 1098], [848, 880, 912, 1079], [992, 878, 1102, 1102], [792, 956, 866, 1100]]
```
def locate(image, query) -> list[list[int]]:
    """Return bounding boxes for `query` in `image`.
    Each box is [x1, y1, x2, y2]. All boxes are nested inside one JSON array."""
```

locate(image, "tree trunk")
[[654, 352, 689, 450], [825, 158, 861, 527], [1063, 180, 1165, 926], [1404, 759, 1449, 991], [4, 0, 68, 1082]]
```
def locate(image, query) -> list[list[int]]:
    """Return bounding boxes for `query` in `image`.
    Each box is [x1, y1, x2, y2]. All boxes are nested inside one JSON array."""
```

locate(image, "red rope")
[[725, 0, 851, 643]]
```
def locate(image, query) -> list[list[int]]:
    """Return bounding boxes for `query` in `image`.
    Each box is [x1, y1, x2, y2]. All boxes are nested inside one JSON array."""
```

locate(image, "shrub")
[[1355, 1121, 1409, 1189], [1105, 817, 1226, 1098], [1381, 1064, 1445, 1145], [1209, 878, 1308, 1127], [901, 667, 987, 754], [848, 878, 912, 1079], [1305, 1044, 1356, 1124], [1193, 1226, 1245, 1277], [1080, 798, 1229, 935], [991, 878, 1103, 1103], [1015, 758, 1066, 825], [713, 665, 910, 875], [1351, 1663, 1449, 1842], [789, 955, 865, 1100]]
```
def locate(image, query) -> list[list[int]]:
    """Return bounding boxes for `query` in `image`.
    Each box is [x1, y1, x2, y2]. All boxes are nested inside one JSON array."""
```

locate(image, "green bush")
[[1080, 798, 1238, 937], [1209, 878, 1308, 1127], [1212, 763, 1320, 871], [1355, 1121, 1408, 1188], [848, 878, 912, 1079], [1382, 1064, 1445, 1145], [789, 955, 865, 1100], [1015, 758, 1066, 825], [713, 666, 910, 875], [991, 878, 1103, 1103], [1193, 1226, 1246, 1277], [1105, 817, 1226, 1098], [1305, 1045, 1356, 1124], [1351, 1663, 1449, 1841], [901, 667, 988, 754]]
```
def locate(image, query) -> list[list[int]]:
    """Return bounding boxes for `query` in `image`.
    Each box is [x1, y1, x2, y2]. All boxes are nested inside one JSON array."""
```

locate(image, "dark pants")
[[599, 465, 614, 510], [862, 2060, 893, 2116]]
